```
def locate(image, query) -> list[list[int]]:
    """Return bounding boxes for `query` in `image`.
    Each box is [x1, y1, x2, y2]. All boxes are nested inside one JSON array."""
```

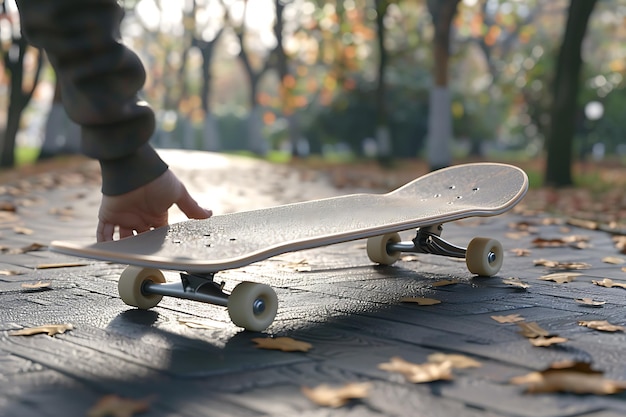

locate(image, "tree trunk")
[[544, 0, 597, 187], [375, 0, 391, 160], [273, 0, 302, 157], [0, 36, 43, 167], [426, 0, 460, 171], [195, 32, 223, 151]]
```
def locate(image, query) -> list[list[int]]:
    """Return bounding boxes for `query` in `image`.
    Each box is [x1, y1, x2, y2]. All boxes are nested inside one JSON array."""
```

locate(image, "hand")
[[97, 169, 212, 242]]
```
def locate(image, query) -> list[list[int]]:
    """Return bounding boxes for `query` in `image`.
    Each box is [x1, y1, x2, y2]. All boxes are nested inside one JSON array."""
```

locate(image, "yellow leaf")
[[511, 248, 531, 257], [534, 259, 591, 270], [575, 298, 606, 307], [529, 336, 568, 347], [400, 297, 441, 306], [301, 382, 370, 408], [538, 273, 581, 284], [36, 262, 89, 270], [511, 361, 626, 394], [491, 314, 525, 324], [602, 256, 625, 265], [502, 277, 530, 289], [13, 226, 33, 235], [592, 278, 626, 289], [21, 281, 51, 289], [379, 356, 453, 383], [0, 269, 23, 276], [578, 320, 624, 332], [431, 279, 459, 287], [517, 322, 551, 338], [252, 336, 312, 352], [9, 323, 73, 337], [87, 394, 150, 417], [427, 353, 481, 369]]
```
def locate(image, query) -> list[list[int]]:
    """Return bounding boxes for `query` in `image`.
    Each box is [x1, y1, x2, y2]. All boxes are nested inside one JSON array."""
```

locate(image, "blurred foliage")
[[3, 0, 626, 162]]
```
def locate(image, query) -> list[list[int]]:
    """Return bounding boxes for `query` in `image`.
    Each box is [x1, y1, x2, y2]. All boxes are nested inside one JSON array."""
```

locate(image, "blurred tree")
[[0, 3, 43, 167], [545, 0, 597, 186], [227, 0, 272, 155], [190, 0, 226, 151], [460, 0, 545, 156], [426, 0, 460, 170], [374, 0, 392, 161], [271, 0, 303, 156]]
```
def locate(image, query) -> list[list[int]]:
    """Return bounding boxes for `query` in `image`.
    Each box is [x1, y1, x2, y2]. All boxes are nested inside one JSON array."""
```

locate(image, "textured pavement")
[[1, 150, 625, 417]]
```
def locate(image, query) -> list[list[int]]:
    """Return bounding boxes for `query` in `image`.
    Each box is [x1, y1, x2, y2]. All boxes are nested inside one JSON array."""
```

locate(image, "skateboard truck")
[[117, 266, 279, 332], [142, 273, 229, 307], [366, 224, 503, 277], [388, 224, 467, 259], [144, 273, 269, 317]]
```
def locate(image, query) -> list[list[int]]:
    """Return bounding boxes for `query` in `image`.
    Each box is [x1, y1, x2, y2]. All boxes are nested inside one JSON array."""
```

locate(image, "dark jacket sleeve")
[[16, 0, 168, 195]]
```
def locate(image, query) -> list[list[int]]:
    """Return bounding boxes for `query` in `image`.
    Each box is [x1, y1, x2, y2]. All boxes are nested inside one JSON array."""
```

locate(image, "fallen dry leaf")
[[14, 242, 46, 254], [534, 259, 591, 270], [578, 320, 624, 332], [9, 323, 73, 337], [35, 262, 89, 270], [509, 221, 539, 233], [378, 356, 453, 383], [510, 361, 626, 394], [592, 278, 626, 289], [575, 298, 606, 307], [506, 231, 529, 240], [177, 317, 226, 330], [401, 255, 419, 262], [252, 336, 312, 352], [491, 314, 525, 324], [301, 382, 371, 408], [13, 226, 33, 235], [529, 336, 568, 347], [400, 297, 441, 306], [517, 322, 552, 338], [87, 394, 150, 417], [538, 272, 581, 284], [0, 201, 17, 212], [21, 281, 51, 290], [431, 279, 459, 287], [0, 269, 23, 276], [613, 236, 626, 253], [281, 259, 312, 272], [511, 248, 531, 257], [531, 238, 564, 248], [502, 277, 530, 289], [427, 353, 481, 369], [567, 218, 599, 230], [602, 256, 625, 265]]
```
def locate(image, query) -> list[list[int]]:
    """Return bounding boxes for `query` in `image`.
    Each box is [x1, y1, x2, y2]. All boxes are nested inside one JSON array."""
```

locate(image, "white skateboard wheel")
[[118, 266, 166, 309], [465, 237, 503, 277], [228, 281, 278, 332], [366, 232, 402, 265]]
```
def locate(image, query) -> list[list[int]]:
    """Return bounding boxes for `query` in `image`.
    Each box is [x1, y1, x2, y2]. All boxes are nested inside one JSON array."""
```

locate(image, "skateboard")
[[51, 162, 528, 332]]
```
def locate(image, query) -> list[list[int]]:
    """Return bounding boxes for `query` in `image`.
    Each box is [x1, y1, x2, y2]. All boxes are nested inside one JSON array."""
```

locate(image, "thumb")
[[176, 189, 212, 220]]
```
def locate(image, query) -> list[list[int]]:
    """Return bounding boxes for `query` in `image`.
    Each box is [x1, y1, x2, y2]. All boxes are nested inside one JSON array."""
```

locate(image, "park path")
[[0, 150, 625, 417]]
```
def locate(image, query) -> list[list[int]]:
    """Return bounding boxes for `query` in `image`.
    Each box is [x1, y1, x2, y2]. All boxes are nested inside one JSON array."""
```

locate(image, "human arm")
[[16, 0, 211, 241]]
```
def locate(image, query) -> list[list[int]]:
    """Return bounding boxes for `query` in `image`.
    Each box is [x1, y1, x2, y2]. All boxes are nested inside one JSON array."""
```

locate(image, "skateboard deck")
[[50, 162, 528, 331], [52, 162, 527, 272]]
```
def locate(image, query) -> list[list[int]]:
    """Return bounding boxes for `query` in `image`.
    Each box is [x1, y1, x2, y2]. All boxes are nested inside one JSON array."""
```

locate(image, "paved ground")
[[1, 150, 625, 417]]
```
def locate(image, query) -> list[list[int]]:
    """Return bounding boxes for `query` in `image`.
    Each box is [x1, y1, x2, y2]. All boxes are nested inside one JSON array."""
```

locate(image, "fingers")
[[97, 222, 152, 242], [176, 188, 212, 220], [97, 221, 115, 242]]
